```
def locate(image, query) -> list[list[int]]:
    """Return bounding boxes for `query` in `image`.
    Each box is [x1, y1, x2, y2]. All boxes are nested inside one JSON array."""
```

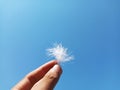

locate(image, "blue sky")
[[0, 0, 120, 90]]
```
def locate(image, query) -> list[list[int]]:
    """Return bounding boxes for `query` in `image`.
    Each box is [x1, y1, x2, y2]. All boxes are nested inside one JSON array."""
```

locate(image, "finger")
[[12, 60, 57, 90], [31, 64, 62, 90]]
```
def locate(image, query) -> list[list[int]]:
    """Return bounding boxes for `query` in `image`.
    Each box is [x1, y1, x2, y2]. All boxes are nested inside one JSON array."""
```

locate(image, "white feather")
[[47, 43, 74, 63]]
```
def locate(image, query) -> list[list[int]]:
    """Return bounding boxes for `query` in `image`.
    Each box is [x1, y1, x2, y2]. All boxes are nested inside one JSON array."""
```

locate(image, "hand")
[[12, 60, 62, 90]]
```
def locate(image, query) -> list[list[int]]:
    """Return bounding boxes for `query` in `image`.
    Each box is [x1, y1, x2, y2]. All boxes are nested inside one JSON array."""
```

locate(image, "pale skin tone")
[[12, 60, 62, 90]]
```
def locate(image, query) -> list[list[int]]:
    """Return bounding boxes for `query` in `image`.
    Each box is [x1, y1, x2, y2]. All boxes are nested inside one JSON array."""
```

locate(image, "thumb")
[[31, 64, 62, 90]]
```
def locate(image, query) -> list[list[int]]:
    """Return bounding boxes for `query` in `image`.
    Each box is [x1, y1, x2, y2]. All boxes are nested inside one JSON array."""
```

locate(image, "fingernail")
[[51, 64, 62, 74]]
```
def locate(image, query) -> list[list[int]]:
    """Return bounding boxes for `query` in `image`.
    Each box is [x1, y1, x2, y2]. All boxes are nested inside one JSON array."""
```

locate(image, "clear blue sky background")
[[0, 0, 120, 90]]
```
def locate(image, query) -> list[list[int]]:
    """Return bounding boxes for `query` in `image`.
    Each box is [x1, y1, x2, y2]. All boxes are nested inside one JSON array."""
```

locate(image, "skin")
[[12, 60, 62, 90]]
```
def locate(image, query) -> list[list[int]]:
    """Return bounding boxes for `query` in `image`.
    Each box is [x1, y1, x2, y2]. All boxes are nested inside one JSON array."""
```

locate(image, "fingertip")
[[50, 64, 62, 75], [32, 64, 62, 90]]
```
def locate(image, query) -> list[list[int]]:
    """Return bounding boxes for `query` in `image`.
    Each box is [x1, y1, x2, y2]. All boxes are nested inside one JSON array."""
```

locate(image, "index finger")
[[12, 60, 57, 90]]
